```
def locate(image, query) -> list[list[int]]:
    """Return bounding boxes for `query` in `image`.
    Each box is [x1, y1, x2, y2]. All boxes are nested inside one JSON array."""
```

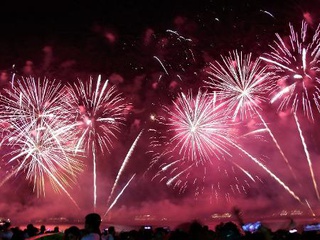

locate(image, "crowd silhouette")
[[0, 212, 320, 240]]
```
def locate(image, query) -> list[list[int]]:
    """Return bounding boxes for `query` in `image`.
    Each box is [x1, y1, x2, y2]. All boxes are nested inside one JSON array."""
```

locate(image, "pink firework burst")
[[68, 75, 127, 154], [205, 50, 274, 121], [147, 89, 256, 199], [67, 75, 127, 209], [260, 20, 320, 121], [0, 77, 83, 198], [163, 89, 233, 164]]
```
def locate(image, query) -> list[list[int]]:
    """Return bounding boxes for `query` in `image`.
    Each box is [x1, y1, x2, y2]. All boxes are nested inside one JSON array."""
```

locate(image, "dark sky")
[[0, 0, 318, 58], [0, 0, 207, 71], [0, 0, 198, 33], [1, 0, 314, 72]]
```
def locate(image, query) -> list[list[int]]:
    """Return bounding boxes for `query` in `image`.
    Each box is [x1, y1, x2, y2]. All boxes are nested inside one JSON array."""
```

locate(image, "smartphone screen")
[[304, 223, 320, 231], [242, 222, 261, 232]]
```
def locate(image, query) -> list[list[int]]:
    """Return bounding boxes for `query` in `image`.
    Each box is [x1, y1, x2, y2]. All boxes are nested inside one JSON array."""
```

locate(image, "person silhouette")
[[39, 225, 46, 234], [81, 213, 101, 240], [65, 226, 81, 240], [105, 226, 116, 240]]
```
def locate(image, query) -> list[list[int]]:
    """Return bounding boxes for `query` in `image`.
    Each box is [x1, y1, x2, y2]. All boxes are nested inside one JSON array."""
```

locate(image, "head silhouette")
[[85, 213, 101, 234]]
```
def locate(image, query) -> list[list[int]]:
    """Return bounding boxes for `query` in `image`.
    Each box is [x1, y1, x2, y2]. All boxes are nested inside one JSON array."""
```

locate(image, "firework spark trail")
[[0, 170, 17, 188], [11, 74, 15, 88], [256, 111, 298, 181], [260, 10, 276, 19], [36, 162, 81, 210], [294, 112, 320, 200], [232, 162, 256, 182], [241, 128, 267, 137], [159, 159, 181, 172], [107, 130, 144, 206], [166, 29, 193, 42], [68, 75, 126, 210], [153, 56, 169, 75], [305, 199, 316, 217], [148, 159, 182, 182], [166, 29, 195, 63], [166, 164, 194, 186], [92, 141, 97, 209], [230, 140, 302, 203], [260, 21, 320, 121], [259, 57, 295, 73], [104, 173, 136, 216]]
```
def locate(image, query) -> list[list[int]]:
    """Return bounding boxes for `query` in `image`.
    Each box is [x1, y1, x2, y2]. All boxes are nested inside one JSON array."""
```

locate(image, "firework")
[[163, 89, 234, 164], [261, 20, 320, 204], [0, 76, 73, 125], [104, 173, 136, 216], [260, 20, 320, 121], [205, 50, 273, 121], [294, 112, 320, 200], [107, 130, 143, 206], [0, 77, 83, 201], [230, 140, 302, 203], [152, 29, 197, 90], [67, 75, 127, 209], [147, 89, 256, 199], [205, 50, 298, 182], [153, 56, 169, 75]]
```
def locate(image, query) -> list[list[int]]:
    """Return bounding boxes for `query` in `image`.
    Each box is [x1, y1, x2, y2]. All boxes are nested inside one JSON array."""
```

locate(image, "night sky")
[[1, 0, 320, 229]]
